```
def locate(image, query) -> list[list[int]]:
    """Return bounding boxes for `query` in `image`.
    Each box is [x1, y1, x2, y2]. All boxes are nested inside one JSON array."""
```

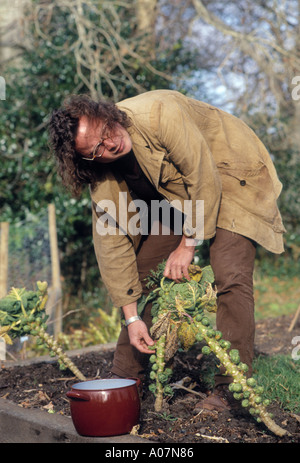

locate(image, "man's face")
[[75, 116, 132, 163]]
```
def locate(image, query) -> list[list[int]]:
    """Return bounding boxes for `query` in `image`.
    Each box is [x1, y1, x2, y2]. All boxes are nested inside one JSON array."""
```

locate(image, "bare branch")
[[28, 0, 171, 101], [188, 0, 300, 151], [191, 0, 300, 68]]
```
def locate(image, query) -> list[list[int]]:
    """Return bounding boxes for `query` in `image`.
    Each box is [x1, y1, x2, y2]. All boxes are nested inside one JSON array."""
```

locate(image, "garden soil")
[[1, 314, 299, 444]]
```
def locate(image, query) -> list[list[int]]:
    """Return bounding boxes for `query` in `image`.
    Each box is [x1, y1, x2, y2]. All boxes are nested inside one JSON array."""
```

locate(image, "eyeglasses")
[[81, 124, 111, 161]]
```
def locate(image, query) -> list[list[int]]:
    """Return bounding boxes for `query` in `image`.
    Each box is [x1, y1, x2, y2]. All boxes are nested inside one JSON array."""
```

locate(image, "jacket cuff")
[[109, 285, 142, 309]]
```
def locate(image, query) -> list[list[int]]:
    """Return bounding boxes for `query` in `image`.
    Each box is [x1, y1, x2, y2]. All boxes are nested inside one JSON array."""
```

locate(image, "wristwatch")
[[125, 315, 142, 327]]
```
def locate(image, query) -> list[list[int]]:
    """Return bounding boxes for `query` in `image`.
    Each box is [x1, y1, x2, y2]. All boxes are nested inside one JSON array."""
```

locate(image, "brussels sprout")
[[150, 371, 157, 380], [255, 386, 264, 395], [164, 385, 174, 396], [231, 382, 242, 393], [206, 328, 215, 338], [201, 317, 210, 326], [246, 377, 257, 387], [242, 399, 249, 408], [219, 339, 231, 350], [149, 383, 157, 394], [238, 362, 249, 372], [229, 349, 240, 364], [158, 373, 168, 384], [202, 345, 211, 355], [214, 331, 222, 340], [228, 383, 235, 392], [150, 354, 157, 363], [195, 333, 203, 342]]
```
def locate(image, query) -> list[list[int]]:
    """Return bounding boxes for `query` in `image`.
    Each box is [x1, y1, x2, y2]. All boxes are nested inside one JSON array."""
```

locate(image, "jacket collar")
[[126, 125, 165, 190]]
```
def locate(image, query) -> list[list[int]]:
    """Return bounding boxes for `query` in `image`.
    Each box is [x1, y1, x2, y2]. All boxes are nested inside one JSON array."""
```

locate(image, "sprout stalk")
[[151, 335, 166, 412], [194, 320, 288, 437], [28, 320, 86, 382]]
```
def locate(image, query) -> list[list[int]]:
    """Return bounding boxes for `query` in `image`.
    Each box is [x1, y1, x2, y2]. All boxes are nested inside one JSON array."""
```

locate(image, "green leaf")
[[200, 265, 215, 284]]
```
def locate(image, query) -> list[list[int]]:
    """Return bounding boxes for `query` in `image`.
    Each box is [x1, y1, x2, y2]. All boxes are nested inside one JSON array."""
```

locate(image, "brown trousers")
[[111, 227, 256, 386]]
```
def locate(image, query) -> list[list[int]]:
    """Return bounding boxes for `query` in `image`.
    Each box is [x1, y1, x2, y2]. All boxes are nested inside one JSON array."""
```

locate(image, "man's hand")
[[163, 235, 196, 281], [127, 320, 155, 354], [122, 301, 155, 354]]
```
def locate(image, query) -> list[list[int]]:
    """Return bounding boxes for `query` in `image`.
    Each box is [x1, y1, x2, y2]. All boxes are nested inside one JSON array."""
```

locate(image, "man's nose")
[[105, 137, 117, 151]]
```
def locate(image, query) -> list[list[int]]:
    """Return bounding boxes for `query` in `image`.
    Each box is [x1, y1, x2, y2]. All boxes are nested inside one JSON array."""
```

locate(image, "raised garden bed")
[[1, 315, 299, 443]]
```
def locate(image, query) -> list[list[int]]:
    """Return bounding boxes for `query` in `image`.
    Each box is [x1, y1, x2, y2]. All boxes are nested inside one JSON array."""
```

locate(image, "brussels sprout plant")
[[0, 282, 86, 381], [142, 263, 289, 437]]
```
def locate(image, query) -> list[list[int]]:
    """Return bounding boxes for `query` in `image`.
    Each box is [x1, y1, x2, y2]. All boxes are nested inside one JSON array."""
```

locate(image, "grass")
[[200, 353, 300, 414], [252, 261, 300, 413], [253, 354, 300, 414], [202, 263, 300, 413], [204, 267, 299, 326], [254, 272, 299, 320], [249, 267, 300, 413]]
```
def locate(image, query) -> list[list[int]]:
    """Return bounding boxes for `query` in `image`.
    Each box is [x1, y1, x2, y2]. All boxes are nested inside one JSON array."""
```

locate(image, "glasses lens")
[[94, 142, 106, 158]]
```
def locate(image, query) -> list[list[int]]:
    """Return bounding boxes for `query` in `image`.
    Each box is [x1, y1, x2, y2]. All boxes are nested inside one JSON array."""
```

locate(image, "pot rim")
[[70, 378, 137, 391]]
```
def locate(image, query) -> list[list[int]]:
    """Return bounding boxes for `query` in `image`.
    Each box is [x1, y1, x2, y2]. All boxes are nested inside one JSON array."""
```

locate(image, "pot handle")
[[66, 390, 91, 401], [127, 377, 141, 388]]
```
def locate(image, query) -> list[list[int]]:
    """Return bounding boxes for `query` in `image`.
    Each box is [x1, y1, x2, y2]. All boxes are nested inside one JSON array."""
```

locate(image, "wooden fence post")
[[0, 222, 9, 360], [47, 204, 62, 338], [0, 222, 9, 298]]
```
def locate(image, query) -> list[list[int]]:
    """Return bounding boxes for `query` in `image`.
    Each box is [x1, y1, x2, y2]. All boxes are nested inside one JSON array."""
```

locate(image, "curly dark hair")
[[48, 94, 131, 197]]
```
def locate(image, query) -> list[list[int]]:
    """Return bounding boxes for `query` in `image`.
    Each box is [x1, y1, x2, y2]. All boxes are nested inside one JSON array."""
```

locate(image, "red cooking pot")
[[66, 378, 141, 437]]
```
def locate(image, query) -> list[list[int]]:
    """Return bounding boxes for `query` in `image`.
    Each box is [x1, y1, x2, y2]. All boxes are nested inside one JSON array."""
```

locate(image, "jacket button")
[[240, 180, 246, 186], [127, 288, 133, 295]]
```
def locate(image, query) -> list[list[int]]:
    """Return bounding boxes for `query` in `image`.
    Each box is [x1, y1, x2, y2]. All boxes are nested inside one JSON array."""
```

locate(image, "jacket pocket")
[[217, 160, 284, 231]]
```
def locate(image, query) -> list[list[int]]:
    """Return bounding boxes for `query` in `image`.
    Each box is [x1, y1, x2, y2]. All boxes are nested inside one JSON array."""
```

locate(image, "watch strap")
[[125, 315, 142, 327]]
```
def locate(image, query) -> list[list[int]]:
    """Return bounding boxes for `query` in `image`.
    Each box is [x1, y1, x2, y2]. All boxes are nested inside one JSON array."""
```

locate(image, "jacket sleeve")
[[155, 99, 222, 240], [90, 173, 143, 308]]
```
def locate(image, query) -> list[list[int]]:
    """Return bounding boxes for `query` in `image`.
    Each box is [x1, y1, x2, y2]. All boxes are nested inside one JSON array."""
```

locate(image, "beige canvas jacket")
[[90, 90, 285, 307]]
